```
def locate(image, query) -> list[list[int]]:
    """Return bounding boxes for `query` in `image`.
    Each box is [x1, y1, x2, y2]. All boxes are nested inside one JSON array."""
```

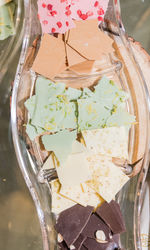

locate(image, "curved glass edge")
[[113, 1, 150, 249], [11, 1, 56, 250], [11, 0, 150, 250], [0, 0, 24, 82]]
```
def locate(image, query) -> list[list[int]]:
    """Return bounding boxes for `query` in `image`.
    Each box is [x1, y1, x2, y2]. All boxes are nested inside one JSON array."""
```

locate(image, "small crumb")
[[3, 179, 6, 182], [57, 233, 63, 243], [70, 245, 75, 250]]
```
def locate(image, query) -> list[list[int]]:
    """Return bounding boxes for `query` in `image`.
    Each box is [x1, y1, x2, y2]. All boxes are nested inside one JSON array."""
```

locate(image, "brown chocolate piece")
[[81, 214, 111, 241], [32, 20, 114, 79], [96, 201, 126, 234], [110, 202, 126, 231], [32, 34, 67, 79], [55, 205, 93, 247], [83, 238, 120, 250], [66, 44, 86, 67], [112, 234, 120, 245], [68, 20, 114, 61], [73, 234, 86, 249], [59, 241, 69, 250], [70, 60, 95, 74], [80, 246, 88, 250]]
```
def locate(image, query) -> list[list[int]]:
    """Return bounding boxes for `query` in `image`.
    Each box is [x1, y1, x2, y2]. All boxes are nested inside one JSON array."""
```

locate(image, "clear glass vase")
[[11, 0, 150, 249]]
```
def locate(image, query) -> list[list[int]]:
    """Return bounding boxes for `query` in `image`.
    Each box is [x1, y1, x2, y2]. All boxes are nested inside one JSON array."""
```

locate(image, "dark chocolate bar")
[[83, 237, 120, 250], [81, 214, 111, 240], [73, 234, 86, 249], [58, 241, 69, 250], [55, 204, 93, 247], [96, 201, 126, 234]]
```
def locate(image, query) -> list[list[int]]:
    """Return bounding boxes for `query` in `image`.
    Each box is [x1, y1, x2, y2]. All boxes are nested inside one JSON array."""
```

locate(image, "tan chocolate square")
[[68, 19, 114, 60], [32, 34, 67, 79]]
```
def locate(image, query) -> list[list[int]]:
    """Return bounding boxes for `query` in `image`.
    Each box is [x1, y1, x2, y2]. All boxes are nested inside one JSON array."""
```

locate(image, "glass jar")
[[11, 0, 150, 249]]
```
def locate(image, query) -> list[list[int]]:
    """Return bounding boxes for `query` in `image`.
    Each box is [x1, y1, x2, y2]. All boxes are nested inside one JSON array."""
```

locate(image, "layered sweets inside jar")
[[18, 0, 145, 249]]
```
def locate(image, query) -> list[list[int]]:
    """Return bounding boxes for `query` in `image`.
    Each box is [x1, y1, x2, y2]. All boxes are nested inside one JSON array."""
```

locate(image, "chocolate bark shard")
[[66, 44, 86, 67], [73, 234, 86, 249], [80, 245, 88, 250], [96, 201, 126, 234], [70, 60, 95, 74], [32, 34, 67, 79], [83, 237, 120, 250], [68, 20, 114, 61], [81, 214, 111, 241], [112, 234, 120, 245], [58, 241, 69, 250], [55, 205, 93, 247]]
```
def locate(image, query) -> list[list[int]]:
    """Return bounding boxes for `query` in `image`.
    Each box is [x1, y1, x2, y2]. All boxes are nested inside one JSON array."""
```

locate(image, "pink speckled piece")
[[70, 0, 109, 23], [37, 0, 109, 34], [37, 0, 75, 34]]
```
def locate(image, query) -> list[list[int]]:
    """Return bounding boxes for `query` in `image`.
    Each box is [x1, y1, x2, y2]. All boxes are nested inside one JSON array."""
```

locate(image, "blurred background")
[[121, 0, 150, 53], [0, 1, 150, 250]]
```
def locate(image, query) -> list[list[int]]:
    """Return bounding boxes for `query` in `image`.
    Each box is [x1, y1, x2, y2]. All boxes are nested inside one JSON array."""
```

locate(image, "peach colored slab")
[[70, 60, 95, 74], [66, 44, 86, 67], [32, 34, 67, 79], [68, 19, 114, 60]]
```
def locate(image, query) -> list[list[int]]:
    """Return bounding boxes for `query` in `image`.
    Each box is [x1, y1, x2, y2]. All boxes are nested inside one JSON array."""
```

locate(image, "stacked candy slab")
[[25, 76, 135, 144], [38, 0, 109, 34], [25, 75, 135, 249], [24, 2, 136, 249], [55, 201, 126, 249], [32, 20, 114, 79]]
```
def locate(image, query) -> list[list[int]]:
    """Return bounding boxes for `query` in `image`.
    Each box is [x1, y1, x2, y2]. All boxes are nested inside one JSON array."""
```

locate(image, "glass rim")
[[11, 1, 150, 249]]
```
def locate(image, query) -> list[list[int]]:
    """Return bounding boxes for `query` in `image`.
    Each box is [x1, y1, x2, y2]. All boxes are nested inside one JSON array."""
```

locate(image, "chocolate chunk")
[[55, 204, 93, 247], [111, 202, 126, 232], [96, 201, 126, 234], [58, 241, 69, 250], [81, 214, 111, 241], [83, 238, 120, 250], [112, 234, 120, 245], [73, 234, 86, 249], [80, 245, 88, 250]]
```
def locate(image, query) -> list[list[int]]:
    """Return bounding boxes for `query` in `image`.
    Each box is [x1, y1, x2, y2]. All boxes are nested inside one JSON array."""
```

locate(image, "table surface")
[[0, 1, 150, 250]]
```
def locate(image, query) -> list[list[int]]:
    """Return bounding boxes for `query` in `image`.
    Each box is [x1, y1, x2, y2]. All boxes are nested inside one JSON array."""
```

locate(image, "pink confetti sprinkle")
[[51, 27, 56, 33], [50, 11, 57, 16], [42, 3, 46, 8], [47, 4, 53, 10], [42, 20, 48, 25], [97, 8, 104, 16], [94, 1, 99, 7], [98, 16, 103, 21], [57, 21, 62, 28], [65, 9, 72, 16]]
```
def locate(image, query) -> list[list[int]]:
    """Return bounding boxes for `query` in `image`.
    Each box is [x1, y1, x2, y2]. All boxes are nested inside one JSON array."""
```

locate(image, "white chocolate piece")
[[82, 126, 129, 159], [87, 154, 129, 202], [59, 182, 103, 208]]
